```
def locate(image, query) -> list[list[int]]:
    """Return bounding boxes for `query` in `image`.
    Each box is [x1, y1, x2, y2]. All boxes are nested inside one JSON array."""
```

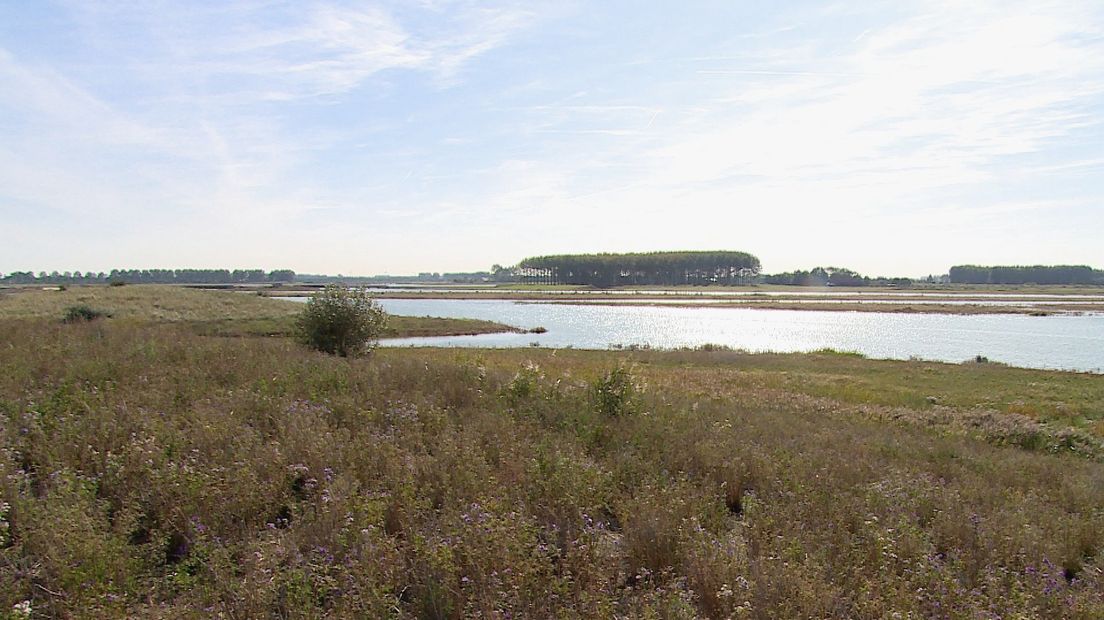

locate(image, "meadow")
[[0, 286, 1102, 618], [0, 286, 516, 339]]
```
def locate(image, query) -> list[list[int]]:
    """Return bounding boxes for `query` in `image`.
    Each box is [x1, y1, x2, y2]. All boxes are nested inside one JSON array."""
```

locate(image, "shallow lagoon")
[[289, 297, 1104, 372]]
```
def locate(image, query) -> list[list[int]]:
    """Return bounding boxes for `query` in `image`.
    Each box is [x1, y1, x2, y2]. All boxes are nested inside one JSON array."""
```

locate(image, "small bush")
[[62, 305, 108, 323], [109, 279, 127, 287], [295, 285, 387, 357], [591, 364, 641, 417], [502, 361, 544, 408]]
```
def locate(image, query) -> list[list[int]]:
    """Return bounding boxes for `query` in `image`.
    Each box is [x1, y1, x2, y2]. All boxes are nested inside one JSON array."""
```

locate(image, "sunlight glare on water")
[[288, 298, 1104, 372]]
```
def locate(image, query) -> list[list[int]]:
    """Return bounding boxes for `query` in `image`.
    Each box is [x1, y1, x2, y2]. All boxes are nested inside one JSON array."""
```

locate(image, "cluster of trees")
[[948, 265, 1103, 285], [762, 267, 913, 287], [0, 269, 296, 285], [517, 251, 761, 287]]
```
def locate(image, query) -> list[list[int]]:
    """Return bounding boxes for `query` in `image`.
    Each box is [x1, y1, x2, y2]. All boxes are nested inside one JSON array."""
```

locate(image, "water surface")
[[313, 298, 1104, 372]]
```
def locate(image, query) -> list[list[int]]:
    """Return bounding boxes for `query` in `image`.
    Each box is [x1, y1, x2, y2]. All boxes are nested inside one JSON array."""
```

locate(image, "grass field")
[[0, 287, 1102, 617], [0, 285, 518, 339]]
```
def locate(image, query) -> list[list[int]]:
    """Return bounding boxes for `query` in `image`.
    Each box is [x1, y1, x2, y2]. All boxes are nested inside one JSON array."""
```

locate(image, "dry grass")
[[1, 319, 1102, 617], [0, 285, 518, 339], [269, 288, 1104, 315], [0, 285, 302, 322], [384, 316, 522, 338]]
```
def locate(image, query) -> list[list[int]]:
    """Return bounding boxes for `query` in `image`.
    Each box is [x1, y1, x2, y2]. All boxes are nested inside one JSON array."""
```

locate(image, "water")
[[527, 298, 1104, 307], [287, 298, 1104, 372], [296, 286, 1104, 300]]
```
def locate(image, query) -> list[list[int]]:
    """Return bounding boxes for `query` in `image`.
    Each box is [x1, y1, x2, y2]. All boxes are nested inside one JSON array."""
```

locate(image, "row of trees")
[[0, 269, 296, 285], [948, 265, 1103, 285], [517, 251, 762, 287], [762, 267, 913, 287]]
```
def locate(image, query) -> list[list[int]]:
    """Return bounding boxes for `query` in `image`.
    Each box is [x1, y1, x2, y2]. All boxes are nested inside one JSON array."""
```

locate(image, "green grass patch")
[[1, 321, 1102, 616], [2, 299, 1104, 617]]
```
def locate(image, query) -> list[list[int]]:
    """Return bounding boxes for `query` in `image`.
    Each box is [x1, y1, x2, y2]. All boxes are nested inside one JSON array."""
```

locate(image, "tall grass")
[[0, 319, 1102, 617]]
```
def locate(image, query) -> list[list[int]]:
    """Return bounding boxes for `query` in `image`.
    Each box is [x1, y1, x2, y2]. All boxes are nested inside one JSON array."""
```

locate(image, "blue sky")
[[2, 1, 1102, 276]]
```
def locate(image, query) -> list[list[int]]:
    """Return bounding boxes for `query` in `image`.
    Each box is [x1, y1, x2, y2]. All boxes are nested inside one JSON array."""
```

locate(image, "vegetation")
[[1, 268, 296, 286], [545, 299, 1104, 316], [0, 285, 518, 339], [1, 320, 1103, 617], [383, 316, 523, 339], [590, 364, 642, 417], [950, 264, 1103, 285], [353, 288, 1103, 316], [762, 266, 913, 287], [295, 286, 387, 357], [518, 251, 761, 287], [0, 285, 304, 324], [61, 304, 109, 323], [8, 261, 1101, 290]]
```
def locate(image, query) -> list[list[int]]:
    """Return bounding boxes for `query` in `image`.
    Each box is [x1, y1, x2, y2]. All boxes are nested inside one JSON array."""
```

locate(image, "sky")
[[1, 1, 1102, 277]]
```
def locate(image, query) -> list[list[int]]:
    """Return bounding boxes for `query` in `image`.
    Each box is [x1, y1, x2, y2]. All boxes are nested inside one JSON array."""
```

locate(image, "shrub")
[[591, 364, 641, 417], [295, 285, 387, 357], [62, 305, 108, 323]]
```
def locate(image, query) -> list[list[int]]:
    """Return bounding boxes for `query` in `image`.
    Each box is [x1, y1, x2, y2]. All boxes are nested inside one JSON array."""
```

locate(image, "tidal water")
[[288, 297, 1104, 372]]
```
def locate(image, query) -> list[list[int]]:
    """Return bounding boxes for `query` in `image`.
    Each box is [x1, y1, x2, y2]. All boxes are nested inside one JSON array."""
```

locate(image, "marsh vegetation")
[[0, 285, 517, 340], [0, 286, 1102, 617]]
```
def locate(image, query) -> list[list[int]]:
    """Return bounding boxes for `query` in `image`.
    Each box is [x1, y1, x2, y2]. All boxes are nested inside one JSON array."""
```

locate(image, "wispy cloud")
[[1, 0, 1101, 273], [1, 1, 541, 230], [434, 0, 1104, 271], [63, 1, 538, 101]]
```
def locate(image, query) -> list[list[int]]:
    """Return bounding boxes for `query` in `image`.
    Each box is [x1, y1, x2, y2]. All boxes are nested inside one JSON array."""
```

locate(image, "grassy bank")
[[1, 316, 1103, 617], [0, 285, 518, 339], [260, 288, 1104, 315], [492, 282, 1104, 295], [535, 300, 1103, 315]]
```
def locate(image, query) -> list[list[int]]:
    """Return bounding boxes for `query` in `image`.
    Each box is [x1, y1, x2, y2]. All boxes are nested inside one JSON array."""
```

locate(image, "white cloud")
[[416, 0, 1104, 273], [60, 1, 539, 101], [2, 0, 1101, 274]]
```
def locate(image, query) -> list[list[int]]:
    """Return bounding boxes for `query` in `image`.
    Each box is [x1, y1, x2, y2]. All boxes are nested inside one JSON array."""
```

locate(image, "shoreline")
[[262, 289, 1104, 316]]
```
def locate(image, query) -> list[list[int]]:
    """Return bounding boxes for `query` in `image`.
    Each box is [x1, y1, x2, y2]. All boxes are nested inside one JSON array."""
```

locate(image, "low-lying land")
[[256, 286, 1104, 315], [0, 285, 518, 338], [493, 282, 1104, 295], [0, 287, 1102, 617], [532, 300, 1102, 315]]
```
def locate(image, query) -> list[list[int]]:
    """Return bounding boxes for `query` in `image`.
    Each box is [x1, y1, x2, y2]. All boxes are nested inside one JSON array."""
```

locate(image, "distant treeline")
[[298, 272, 492, 285], [949, 265, 1103, 285], [762, 267, 915, 287], [0, 269, 296, 285], [517, 251, 761, 287]]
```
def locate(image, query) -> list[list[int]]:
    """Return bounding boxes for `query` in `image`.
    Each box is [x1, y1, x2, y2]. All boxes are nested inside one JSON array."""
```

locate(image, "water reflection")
[[287, 297, 1104, 372]]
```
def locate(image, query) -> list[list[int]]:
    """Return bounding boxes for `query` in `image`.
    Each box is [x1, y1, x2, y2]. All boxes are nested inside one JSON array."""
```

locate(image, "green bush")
[[295, 285, 387, 357], [62, 304, 109, 323], [591, 364, 641, 417]]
